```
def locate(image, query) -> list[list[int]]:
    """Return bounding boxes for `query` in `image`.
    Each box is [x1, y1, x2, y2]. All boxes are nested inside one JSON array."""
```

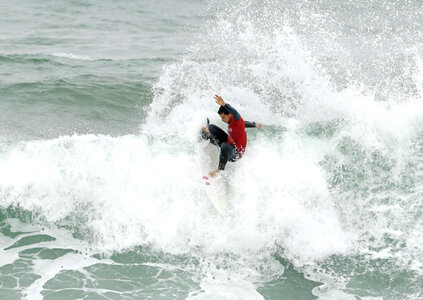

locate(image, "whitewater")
[[1, 0, 423, 299]]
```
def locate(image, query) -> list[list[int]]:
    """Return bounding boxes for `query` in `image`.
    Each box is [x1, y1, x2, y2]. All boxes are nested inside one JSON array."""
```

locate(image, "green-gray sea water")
[[1, 0, 423, 299]]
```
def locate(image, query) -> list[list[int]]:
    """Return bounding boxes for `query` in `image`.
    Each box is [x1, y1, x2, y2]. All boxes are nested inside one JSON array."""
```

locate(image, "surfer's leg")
[[218, 142, 236, 170], [202, 124, 228, 147]]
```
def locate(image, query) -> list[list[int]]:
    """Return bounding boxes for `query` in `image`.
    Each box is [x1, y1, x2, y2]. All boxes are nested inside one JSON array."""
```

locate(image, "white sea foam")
[[2, 1, 423, 299], [0, 129, 354, 263], [51, 52, 97, 61], [2, 3, 422, 273], [188, 273, 264, 300], [138, 2, 423, 296], [0, 218, 100, 300]]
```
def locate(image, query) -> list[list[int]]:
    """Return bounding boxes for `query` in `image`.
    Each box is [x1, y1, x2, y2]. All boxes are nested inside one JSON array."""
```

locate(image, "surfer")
[[201, 94, 262, 177]]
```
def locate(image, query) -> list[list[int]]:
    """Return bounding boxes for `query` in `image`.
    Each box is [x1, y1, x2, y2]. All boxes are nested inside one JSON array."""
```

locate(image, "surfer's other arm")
[[214, 94, 241, 120], [215, 94, 262, 127], [245, 121, 262, 128]]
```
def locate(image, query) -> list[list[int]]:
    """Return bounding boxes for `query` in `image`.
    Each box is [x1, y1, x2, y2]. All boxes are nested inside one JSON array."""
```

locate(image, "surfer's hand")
[[214, 94, 226, 106], [256, 123, 263, 129], [202, 126, 210, 136], [209, 169, 220, 177]]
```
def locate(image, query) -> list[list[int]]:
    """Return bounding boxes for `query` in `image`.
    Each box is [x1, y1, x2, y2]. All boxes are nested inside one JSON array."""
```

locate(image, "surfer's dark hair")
[[218, 106, 229, 115]]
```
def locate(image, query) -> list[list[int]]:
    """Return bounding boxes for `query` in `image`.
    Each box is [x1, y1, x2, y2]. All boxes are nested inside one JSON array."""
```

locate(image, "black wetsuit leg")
[[218, 142, 237, 170], [201, 124, 238, 170], [201, 124, 228, 147]]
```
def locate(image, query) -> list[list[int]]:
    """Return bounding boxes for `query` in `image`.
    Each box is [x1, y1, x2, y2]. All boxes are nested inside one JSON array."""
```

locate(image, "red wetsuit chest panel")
[[227, 117, 247, 155]]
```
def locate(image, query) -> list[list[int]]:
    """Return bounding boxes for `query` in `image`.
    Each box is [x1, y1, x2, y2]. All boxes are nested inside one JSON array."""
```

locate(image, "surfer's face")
[[219, 113, 232, 124]]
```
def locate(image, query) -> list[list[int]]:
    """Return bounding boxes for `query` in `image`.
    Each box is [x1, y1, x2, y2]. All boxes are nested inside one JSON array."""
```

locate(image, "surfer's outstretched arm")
[[245, 121, 262, 128]]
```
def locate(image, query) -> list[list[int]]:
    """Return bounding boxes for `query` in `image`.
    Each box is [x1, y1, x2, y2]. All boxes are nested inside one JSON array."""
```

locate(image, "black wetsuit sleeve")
[[224, 104, 241, 120], [244, 121, 257, 128]]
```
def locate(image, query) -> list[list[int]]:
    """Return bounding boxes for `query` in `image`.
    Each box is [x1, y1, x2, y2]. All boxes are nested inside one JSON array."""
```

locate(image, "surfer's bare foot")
[[209, 169, 220, 177]]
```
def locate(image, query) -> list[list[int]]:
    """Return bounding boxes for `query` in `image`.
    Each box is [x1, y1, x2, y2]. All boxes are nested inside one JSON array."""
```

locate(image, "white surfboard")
[[198, 140, 229, 215]]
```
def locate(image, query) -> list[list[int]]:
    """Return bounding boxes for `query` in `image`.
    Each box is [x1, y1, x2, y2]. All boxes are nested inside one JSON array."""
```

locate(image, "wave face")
[[1, 0, 423, 299]]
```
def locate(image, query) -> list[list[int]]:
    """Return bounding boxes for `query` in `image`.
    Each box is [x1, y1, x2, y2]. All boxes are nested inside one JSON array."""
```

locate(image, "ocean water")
[[1, 0, 423, 299]]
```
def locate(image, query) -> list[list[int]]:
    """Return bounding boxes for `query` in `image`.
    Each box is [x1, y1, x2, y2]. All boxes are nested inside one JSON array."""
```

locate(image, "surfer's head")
[[218, 106, 232, 124]]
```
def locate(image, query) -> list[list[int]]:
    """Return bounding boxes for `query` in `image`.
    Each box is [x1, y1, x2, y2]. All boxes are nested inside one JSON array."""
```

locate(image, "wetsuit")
[[202, 103, 258, 170]]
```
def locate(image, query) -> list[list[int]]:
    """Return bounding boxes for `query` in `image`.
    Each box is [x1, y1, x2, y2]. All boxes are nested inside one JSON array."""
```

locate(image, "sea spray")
[[1, 0, 423, 299]]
